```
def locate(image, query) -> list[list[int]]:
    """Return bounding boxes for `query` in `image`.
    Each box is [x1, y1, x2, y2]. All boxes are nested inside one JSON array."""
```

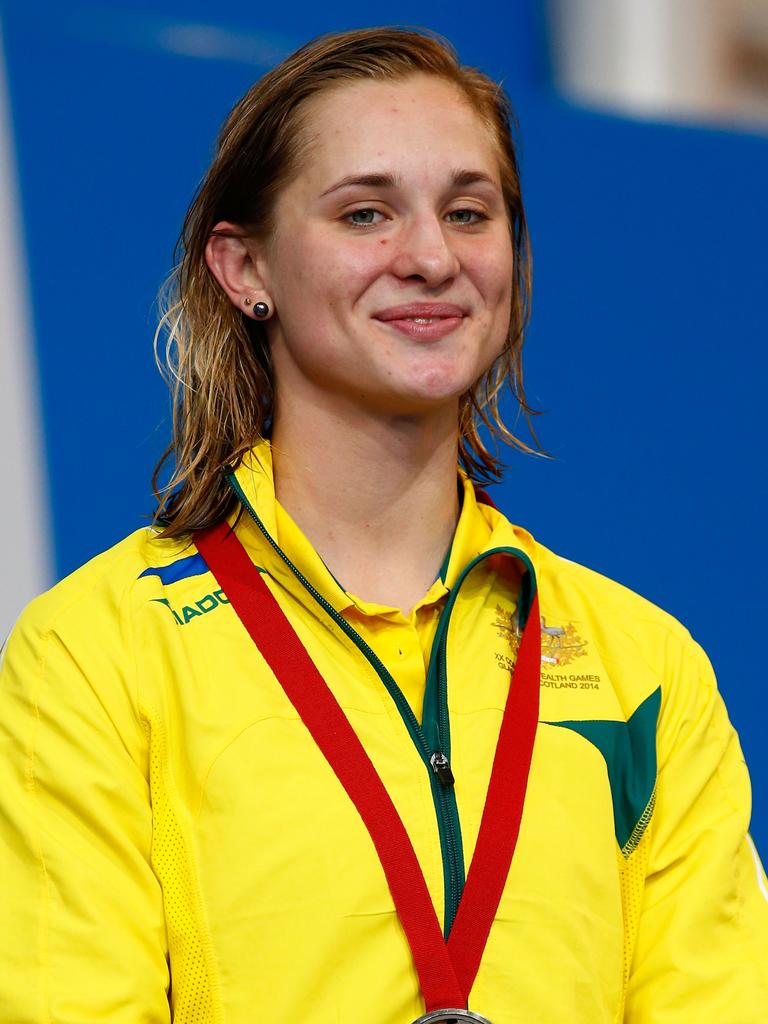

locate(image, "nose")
[[389, 214, 461, 288]]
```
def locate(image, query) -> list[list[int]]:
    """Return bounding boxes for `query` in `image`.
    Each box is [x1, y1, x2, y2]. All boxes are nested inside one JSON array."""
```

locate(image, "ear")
[[205, 221, 272, 316]]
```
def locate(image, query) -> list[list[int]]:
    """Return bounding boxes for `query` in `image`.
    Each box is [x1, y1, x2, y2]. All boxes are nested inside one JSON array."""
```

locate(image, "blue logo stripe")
[[139, 552, 209, 585]]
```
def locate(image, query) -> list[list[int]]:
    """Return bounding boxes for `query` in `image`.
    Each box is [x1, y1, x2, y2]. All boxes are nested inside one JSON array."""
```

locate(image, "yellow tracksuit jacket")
[[2, 442, 767, 1023]]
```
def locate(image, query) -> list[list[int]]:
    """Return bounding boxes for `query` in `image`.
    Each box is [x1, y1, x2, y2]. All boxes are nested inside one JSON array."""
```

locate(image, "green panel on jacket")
[[546, 686, 661, 856]]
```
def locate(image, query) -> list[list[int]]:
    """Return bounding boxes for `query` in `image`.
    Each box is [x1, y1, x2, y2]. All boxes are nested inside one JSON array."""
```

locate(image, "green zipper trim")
[[226, 471, 536, 936], [423, 545, 536, 932]]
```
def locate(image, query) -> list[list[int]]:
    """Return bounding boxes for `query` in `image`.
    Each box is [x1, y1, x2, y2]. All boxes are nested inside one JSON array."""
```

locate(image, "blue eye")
[[446, 209, 485, 225], [347, 208, 383, 227]]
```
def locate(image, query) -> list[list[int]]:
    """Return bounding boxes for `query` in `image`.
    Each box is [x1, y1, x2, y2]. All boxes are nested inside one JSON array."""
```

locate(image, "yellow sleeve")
[[624, 638, 768, 1020], [0, 591, 170, 1024]]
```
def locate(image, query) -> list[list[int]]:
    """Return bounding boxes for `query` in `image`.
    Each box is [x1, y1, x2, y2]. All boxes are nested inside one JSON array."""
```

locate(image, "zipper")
[[225, 470, 536, 936], [423, 546, 536, 933]]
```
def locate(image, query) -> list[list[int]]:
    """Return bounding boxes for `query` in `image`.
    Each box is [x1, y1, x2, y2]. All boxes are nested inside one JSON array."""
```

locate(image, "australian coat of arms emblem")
[[494, 606, 588, 667]]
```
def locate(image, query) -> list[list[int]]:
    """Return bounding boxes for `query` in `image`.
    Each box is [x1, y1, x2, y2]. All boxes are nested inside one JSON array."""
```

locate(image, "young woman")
[[1, 28, 766, 1024]]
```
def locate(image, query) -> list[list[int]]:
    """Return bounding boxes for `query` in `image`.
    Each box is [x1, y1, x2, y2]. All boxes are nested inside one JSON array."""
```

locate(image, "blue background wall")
[[2, 0, 766, 850]]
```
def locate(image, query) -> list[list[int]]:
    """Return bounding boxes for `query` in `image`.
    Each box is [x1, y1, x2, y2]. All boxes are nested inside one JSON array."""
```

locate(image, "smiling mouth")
[[374, 314, 465, 342]]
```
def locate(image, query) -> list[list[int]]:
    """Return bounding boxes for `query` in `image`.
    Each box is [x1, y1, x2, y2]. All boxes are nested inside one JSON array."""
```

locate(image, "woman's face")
[[258, 73, 514, 418]]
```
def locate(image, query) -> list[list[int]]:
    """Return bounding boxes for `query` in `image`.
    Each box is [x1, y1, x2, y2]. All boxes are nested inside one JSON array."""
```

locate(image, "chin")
[[380, 376, 473, 417], [404, 363, 479, 402]]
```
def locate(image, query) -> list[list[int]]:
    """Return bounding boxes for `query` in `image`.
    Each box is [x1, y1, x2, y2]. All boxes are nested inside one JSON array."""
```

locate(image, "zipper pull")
[[430, 751, 455, 787]]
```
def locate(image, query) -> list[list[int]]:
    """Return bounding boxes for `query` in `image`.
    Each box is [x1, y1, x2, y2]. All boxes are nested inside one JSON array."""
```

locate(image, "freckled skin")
[[257, 74, 514, 419]]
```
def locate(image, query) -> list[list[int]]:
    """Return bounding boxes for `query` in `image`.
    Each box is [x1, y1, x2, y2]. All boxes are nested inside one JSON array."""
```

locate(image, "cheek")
[[474, 263, 514, 368], [474, 255, 514, 326], [326, 239, 394, 293], [488, 243, 515, 300], [275, 238, 386, 313], [463, 231, 514, 298]]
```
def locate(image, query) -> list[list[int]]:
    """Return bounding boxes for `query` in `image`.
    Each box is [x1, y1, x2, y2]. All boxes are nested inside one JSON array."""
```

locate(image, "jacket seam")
[[194, 711, 312, 819], [621, 787, 656, 859]]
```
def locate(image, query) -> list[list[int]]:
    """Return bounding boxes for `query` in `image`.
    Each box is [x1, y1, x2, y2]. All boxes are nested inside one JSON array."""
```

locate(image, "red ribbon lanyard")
[[196, 522, 540, 1013]]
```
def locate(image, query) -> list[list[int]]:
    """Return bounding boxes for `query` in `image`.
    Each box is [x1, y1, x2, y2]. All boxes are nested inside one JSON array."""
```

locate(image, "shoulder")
[[5, 527, 192, 646], [486, 506, 713, 721], [535, 539, 691, 643], [0, 527, 196, 720], [0, 530, 191, 834]]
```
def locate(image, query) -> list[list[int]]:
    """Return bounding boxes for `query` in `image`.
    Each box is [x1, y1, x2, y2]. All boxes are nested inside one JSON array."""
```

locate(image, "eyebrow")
[[450, 169, 498, 190], [319, 168, 499, 198]]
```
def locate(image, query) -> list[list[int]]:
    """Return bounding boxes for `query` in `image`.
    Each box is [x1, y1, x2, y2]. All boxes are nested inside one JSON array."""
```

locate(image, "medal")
[[197, 517, 540, 1021], [412, 1011, 494, 1023]]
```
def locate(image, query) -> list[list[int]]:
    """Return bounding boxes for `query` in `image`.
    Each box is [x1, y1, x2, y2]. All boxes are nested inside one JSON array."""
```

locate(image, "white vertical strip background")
[[0, 17, 53, 645], [549, 0, 733, 119]]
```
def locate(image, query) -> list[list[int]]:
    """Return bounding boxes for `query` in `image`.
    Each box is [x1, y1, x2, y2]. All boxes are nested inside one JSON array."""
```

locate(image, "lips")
[[373, 303, 467, 322], [372, 303, 467, 342]]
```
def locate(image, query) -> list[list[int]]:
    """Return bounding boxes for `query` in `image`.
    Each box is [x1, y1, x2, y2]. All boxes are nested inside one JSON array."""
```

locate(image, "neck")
[[271, 395, 461, 614]]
